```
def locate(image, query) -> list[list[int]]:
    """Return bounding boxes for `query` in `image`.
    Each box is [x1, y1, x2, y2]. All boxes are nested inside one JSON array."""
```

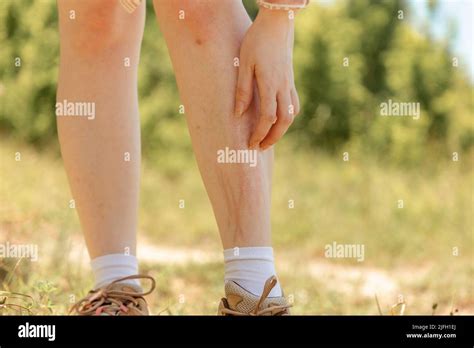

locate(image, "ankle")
[[223, 246, 282, 297]]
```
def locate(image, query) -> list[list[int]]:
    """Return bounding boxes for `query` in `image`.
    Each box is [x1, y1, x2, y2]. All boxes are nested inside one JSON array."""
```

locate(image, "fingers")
[[249, 91, 277, 149], [259, 91, 294, 150], [234, 63, 254, 117]]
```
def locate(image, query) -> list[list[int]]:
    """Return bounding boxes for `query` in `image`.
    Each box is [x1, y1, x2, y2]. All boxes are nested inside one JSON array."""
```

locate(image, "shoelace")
[[220, 276, 292, 316], [70, 274, 155, 316]]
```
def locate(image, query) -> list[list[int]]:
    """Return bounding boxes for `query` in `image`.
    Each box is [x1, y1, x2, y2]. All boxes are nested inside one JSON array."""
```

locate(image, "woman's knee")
[[153, 0, 237, 44], [58, 0, 144, 57]]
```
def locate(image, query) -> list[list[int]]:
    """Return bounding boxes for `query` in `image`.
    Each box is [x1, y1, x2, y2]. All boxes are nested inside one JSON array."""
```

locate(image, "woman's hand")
[[234, 7, 300, 150]]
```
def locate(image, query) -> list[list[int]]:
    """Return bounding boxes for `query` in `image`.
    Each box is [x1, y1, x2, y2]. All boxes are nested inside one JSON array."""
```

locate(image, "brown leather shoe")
[[71, 275, 155, 316], [218, 276, 291, 316]]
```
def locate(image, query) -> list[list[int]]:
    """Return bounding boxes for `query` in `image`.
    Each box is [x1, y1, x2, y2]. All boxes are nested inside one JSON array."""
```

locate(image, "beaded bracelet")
[[120, 0, 310, 14], [256, 0, 310, 11]]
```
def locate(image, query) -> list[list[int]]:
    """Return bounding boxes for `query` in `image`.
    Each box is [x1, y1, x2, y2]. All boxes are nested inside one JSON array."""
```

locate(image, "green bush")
[[0, 0, 472, 166]]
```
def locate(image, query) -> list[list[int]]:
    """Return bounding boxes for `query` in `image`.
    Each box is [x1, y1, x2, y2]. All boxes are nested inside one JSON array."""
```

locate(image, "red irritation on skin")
[[66, 1, 135, 57], [169, 0, 222, 46]]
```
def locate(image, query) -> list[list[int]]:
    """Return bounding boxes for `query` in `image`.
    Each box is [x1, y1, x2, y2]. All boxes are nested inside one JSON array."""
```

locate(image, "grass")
[[0, 138, 472, 315]]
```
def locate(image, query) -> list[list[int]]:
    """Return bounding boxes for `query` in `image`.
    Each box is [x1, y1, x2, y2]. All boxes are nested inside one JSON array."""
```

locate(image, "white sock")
[[224, 247, 282, 297], [91, 253, 140, 289]]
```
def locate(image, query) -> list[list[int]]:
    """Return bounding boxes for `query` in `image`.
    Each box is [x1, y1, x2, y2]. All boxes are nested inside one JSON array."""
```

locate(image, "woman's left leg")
[[153, 0, 290, 315]]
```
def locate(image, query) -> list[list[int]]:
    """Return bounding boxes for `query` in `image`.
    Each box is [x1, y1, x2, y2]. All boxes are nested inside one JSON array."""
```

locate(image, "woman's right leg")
[[57, 0, 145, 288]]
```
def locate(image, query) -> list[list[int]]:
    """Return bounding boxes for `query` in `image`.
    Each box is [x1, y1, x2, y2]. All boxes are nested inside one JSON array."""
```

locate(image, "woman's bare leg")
[[153, 0, 273, 249], [57, 0, 145, 259]]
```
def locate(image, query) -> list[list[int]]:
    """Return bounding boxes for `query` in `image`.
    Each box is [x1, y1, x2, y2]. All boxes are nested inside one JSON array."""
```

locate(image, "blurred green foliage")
[[0, 0, 472, 165]]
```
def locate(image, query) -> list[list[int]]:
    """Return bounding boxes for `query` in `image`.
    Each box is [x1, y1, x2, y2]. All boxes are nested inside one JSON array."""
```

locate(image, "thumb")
[[234, 64, 254, 117]]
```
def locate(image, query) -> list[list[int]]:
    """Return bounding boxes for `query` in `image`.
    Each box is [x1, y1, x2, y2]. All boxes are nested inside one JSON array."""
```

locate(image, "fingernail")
[[234, 102, 244, 117]]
